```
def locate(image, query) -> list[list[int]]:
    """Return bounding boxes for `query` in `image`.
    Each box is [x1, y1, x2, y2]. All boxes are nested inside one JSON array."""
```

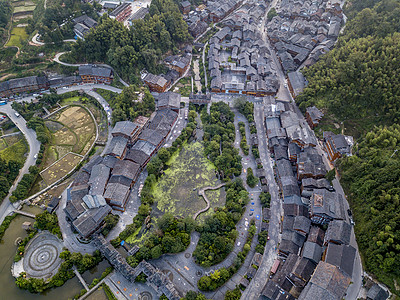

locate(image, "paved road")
[[53, 52, 129, 87], [0, 102, 41, 224], [240, 101, 283, 300]]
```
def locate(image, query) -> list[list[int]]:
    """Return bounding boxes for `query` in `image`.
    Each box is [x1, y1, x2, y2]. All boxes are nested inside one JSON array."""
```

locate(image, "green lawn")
[[5, 27, 28, 48], [0, 138, 28, 164], [151, 142, 225, 222], [59, 96, 81, 106], [13, 5, 36, 13]]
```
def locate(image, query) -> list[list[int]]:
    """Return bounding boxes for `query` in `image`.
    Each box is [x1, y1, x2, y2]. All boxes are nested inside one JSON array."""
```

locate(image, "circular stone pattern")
[[23, 232, 63, 279], [139, 291, 153, 300]]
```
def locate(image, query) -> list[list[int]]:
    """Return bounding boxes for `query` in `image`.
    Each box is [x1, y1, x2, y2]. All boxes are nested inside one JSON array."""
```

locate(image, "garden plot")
[[40, 153, 82, 186], [40, 106, 96, 185]]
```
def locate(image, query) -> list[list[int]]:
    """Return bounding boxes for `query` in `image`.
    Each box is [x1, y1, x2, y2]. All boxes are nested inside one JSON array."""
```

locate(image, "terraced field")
[[40, 105, 96, 186]]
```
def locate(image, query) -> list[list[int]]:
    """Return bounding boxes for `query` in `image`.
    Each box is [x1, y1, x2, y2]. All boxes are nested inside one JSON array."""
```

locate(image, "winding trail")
[[193, 183, 226, 220], [53, 52, 129, 87]]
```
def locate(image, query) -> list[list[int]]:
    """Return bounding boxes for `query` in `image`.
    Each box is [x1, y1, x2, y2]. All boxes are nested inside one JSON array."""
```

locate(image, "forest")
[[193, 179, 249, 267], [0, 0, 12, 45], [202, 102, 242, 179], [338, 125, 400, 292], [0, 158, 21, 202], [70, 0, 191, 83], [297, 0, 400, 137]]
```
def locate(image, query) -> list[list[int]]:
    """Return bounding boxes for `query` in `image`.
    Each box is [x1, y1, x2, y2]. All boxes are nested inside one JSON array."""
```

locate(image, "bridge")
[[14, 210, 36, 219]]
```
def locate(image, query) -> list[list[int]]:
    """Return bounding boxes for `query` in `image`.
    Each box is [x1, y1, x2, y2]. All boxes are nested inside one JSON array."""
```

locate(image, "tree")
[[147, 156, 163, 176], [224, 286, 242, 300], [158, 148, 171, 164], [246, 167, 258, 188]]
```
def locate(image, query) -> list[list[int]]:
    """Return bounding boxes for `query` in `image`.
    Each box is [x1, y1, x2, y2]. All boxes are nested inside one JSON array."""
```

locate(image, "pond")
[[0, 214, 93, 300]]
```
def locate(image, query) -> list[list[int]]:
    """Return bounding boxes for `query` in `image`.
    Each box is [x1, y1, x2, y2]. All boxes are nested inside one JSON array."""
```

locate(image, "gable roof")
[[325, 243, 356, 277]]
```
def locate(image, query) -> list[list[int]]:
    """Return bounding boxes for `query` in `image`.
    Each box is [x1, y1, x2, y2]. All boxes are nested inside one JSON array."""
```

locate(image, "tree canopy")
[[71, 0, 191, 82]]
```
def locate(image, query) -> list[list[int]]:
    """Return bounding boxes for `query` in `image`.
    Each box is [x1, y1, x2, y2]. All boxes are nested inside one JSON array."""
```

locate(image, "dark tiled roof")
[[79, 65, 112, 78], [110, 2, 131, 17], [112, 121, 141, 139], [325, 243, 356, 277], [82, 155, 103, 174], [104, 182, 130, 207], [367, 284, 389, 300], [293, 216, 311, 234], [89, 164, 110, 195], [139, 128, 165, 147], [324, 220, 351, 245], [307, 226, 325, 246], [156, 92, 181, 109], [105, 136, 128, 157], [111, 160, 140, 183], [301, 261, 351, 300], [283, 203, 308, 217], [302, 241, 322, 264], [124, 149, 150, 167], [102, 155, 119, 169]]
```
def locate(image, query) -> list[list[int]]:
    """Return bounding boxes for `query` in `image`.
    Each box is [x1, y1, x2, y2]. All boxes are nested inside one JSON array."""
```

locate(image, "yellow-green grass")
[[0, 138, 28, 164], [151, 142, 225, 222], [5, 27, 28, 48], [13, 5, 36, 13], [59, 96, 81, 106], [40, 152, 82, 186]]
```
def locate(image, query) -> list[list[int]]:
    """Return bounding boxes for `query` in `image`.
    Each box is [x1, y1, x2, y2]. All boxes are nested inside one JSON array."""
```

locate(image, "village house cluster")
[[0, 65, 114, 98], [64, 92, 180, 238], [183, 0, 244, 38], [142, 48, 192, 93], [267, 0, 344, 72], [260, 96, 355, 300], [94, 235, 180, 299], [208, 2, 280, 96]]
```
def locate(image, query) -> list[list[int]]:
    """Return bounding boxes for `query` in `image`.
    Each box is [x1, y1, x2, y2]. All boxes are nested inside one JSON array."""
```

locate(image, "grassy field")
[[59, 96, 81, 106], [47, 105, 96, 157], [0, 135, 28, 164], [40, 153, 82, 185], [5, 27, 28, 48], [151, 142, 225, 222], [13, 5, 36, 12]]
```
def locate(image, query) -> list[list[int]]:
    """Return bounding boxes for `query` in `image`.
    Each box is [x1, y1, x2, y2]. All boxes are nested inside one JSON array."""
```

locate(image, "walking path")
[[53, 52, 129, 87], [73, 267, 89, 291], [13, 209, 35, 218], [193, 183, 226, 220]]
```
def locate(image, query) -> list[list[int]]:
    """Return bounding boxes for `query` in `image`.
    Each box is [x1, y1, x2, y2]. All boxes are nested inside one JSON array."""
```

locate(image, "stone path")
[[193, 183, 226, 220]]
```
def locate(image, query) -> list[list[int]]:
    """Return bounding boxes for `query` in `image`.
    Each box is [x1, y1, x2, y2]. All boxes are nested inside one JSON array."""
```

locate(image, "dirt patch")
[[40, 153, 82, 186]]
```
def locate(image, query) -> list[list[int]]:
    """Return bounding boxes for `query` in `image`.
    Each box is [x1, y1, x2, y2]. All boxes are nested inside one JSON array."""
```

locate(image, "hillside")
[[297, 0, 400, 138], [297, 0, 400, 294], [70, 0, 191, 83]]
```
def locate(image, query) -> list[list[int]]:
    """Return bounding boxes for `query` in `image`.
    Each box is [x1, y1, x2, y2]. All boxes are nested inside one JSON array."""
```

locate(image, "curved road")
[[53, 52, 129, 87], [0, 102, 41, 224]]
